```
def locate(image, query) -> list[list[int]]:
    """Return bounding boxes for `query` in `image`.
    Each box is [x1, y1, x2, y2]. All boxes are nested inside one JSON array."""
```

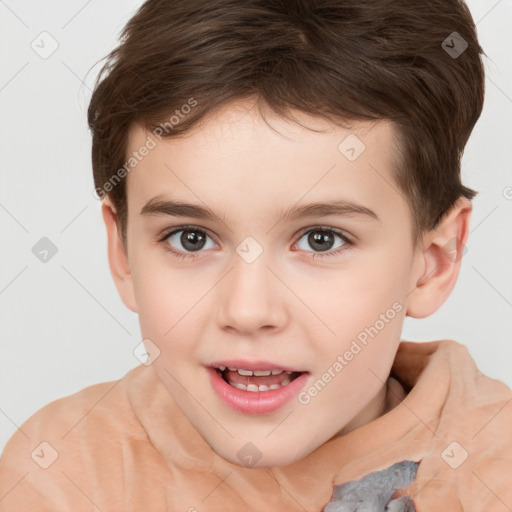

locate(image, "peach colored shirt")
[[1, 339, 511, 511]]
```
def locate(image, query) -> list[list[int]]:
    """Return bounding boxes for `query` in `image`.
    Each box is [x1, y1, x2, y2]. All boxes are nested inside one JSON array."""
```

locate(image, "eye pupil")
[[309, 230, 334, 252], [181, 230, 206, 251]]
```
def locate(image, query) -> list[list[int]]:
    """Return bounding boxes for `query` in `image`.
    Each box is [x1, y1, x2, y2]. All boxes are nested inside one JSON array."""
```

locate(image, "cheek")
[[309, 254, 408, 361], [131, 257, 198, 341], [350, 239, 413, 299], [316, 254, 404, 314]]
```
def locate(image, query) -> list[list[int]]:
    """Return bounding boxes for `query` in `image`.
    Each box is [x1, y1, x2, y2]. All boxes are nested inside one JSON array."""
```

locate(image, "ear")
[[406, 196, 472, 318], [101, 198, 138, 313]]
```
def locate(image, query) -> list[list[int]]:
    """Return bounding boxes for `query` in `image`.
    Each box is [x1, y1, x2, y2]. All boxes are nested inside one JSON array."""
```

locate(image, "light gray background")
[[1, 0, 511, 456]]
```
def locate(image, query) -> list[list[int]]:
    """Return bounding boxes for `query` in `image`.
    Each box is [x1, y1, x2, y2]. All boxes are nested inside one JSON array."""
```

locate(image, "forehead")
[[124, 99, 408, 229]]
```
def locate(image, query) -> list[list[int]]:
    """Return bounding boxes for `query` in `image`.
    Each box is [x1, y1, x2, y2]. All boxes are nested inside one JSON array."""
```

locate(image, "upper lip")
[[209, 359, 307, 373]]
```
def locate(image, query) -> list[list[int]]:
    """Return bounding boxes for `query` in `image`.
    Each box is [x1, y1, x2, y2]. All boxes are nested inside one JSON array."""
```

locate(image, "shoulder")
[[0, 365, 146, 511]]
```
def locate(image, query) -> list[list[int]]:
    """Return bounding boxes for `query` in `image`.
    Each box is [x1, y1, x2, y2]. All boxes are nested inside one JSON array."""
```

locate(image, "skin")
[[102, 97, 472, 468]]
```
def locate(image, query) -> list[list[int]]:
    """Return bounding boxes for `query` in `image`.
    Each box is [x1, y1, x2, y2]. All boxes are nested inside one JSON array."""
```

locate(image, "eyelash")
[[157, 225, 354, 261]]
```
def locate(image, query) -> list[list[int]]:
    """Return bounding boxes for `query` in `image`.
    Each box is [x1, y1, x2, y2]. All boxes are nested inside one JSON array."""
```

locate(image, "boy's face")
[[115, 98, 427, 468]]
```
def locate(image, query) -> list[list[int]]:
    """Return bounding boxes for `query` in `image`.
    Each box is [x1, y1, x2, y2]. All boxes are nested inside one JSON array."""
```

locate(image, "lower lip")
[[206, 367, 310, 415]]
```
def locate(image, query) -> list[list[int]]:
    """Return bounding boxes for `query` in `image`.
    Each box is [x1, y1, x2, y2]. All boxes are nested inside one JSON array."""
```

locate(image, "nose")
[[216, 250, 288, 336]]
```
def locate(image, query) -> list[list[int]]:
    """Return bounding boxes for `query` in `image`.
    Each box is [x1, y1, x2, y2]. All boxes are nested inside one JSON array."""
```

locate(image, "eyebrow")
[[140, 196, 379, 223]]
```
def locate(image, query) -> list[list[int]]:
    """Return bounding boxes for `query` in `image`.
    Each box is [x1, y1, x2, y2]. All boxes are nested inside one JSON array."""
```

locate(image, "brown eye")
[[174, 229, 208, 251], [160, 226, 217, 259], [295, 227, 353, 258]]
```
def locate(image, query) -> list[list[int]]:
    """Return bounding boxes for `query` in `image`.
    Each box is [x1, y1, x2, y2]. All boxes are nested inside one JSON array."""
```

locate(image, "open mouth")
[[214, 366, 303, 392], [208, 364, 310, 414]]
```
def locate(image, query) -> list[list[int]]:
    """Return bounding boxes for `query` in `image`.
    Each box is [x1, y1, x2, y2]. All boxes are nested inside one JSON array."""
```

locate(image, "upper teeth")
[[218, 366, 289, 376]]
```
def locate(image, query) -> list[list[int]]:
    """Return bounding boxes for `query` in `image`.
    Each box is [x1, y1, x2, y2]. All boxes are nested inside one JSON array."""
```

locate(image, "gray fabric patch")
[[323, 460, 419, 512]]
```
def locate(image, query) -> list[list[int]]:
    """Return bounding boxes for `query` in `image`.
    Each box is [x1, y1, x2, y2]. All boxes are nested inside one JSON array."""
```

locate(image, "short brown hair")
[[87, 0, 486, 250]]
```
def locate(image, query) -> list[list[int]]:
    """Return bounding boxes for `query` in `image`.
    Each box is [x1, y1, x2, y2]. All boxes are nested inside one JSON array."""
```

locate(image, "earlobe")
[[406, 197, 472, 319], [101, 198, 138, 313]]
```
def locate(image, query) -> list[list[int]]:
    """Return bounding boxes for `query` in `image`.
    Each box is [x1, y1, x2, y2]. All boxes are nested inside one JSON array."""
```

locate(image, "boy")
[[1, 0, 511, 510]]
